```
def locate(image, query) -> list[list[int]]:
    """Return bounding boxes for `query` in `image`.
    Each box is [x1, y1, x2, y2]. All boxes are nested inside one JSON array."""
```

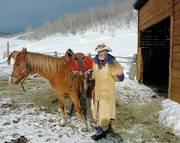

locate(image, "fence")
[[1, 43, 136, 79], [0, 42, 9, 60], [41, 51, 137, 80]]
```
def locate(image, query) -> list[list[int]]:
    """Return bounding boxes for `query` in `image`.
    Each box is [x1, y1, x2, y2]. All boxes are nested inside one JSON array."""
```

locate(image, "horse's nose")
[[9, 77, 16, 85], [8, 76, 13, 85]]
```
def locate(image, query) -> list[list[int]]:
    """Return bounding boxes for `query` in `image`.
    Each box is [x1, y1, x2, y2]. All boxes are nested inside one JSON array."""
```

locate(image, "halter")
[[11, 62, 31, 82]]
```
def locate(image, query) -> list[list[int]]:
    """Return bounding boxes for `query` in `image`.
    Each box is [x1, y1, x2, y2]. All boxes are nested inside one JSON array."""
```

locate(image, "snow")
[[0, 29, 136, 79], [0, 97, 95, 143], [0, 30, 137, 60], [116, 79, 156, 104], [159, 99, 180, 137]]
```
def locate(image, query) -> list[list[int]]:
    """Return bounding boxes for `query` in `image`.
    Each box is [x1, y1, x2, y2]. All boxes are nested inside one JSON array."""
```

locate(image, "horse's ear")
[[7, 51, 18, 65], [18, 47, 27, 59], [22, 47, 27, 52]]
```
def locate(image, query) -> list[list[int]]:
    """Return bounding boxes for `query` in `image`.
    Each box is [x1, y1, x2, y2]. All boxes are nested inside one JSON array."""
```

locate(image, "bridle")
[[11, 62, 31, 82]]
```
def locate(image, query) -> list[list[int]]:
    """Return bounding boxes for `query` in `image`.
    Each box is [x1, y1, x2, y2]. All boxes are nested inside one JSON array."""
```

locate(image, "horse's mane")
[[27, 52, 67, 73]]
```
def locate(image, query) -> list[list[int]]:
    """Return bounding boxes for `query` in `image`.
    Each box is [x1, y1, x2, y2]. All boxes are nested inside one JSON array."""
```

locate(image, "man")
[[90, 43, 124, 141]]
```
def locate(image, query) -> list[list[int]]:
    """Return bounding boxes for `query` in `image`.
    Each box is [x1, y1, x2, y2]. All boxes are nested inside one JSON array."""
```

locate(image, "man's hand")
[[117, 67, 124, 76], [85, 69, 93, 79], [117, 67, 124, 82]]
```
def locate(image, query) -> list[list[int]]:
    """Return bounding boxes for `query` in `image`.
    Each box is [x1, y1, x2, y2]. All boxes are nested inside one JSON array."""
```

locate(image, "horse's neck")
[[31, 67, 52, 80], [27, 53, 67, 80]]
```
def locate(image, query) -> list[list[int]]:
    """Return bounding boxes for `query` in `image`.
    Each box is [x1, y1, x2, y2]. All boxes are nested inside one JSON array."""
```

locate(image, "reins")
[[11, 62, 31, 91]]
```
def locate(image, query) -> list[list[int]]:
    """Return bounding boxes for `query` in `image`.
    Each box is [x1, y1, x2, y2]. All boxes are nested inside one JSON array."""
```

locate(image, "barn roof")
[[134, 0, 149, 10]]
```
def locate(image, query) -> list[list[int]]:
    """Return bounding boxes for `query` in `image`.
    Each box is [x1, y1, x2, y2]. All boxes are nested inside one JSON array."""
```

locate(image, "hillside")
[[20, 0, 137, 40]]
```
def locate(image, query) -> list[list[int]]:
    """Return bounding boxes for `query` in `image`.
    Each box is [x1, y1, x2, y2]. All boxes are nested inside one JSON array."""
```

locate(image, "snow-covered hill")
[[0, 30, 137, 60], [0, 29, 137, 78]]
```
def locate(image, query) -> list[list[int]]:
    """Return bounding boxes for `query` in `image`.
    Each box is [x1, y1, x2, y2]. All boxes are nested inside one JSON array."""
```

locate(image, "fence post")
[[133, 54, 137, 63], [88, 53, 91, 57], [129, 54, 137, 80], [54, 51, 57, 57], [7, 42, 9, 57]]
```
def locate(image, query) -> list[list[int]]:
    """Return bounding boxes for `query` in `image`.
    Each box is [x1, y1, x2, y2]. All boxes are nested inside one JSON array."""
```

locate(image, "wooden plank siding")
[[172, 53, 180, 62], [170, 0, 180, 102], [174, 8, 180, 20], [172, 69, 180, 78], [135, 0, 180, 102], [172, 45, 180, 52], [171, 76, 180, 89], [172, 61, 180, 70], [171, 87, 180, 102], [139, 0, 171, 30], [173, 19, 180, 36], [173, 36, 180, 45]]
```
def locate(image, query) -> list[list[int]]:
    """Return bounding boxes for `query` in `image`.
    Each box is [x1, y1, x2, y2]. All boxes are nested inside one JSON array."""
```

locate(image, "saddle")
[[65, 52, 93, 93], [67, 52, 93, 72]]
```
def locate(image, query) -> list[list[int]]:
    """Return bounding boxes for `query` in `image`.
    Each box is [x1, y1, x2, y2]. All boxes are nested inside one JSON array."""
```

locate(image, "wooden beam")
[[168, 0, 174, 100]]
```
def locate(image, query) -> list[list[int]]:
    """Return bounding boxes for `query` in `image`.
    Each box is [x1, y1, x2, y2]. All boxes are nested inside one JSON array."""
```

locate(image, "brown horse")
[[8, 48, 91, 131]]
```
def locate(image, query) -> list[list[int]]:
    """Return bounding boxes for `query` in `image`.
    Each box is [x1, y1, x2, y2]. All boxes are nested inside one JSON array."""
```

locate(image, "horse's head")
[[7, 50, 19, 65], [8, 48, 31, 84]]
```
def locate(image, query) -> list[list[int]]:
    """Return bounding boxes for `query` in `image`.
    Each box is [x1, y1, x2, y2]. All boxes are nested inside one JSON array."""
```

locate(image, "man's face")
[[98, 51, 107, 60]]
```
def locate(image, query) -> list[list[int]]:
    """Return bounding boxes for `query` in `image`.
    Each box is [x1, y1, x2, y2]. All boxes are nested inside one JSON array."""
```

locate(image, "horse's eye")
[[15, 63, 20, 66]]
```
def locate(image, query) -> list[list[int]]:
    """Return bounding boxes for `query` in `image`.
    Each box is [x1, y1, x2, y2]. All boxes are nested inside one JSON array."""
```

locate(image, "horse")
[[8, 48, 93, 131]]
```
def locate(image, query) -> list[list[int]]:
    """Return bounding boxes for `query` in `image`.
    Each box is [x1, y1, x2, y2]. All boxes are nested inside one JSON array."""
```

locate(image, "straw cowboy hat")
[[95, 43, 112, 53]]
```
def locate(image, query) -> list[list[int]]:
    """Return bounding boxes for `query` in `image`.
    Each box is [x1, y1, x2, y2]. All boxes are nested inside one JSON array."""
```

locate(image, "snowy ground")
[[159, 99, 180, 137], [0, 97, 94, 143], [0, 30, 180, 142], [0, 77, 179, 143]]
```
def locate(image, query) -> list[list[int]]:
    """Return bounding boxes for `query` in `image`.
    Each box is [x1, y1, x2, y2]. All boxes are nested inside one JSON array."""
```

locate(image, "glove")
[[85, 69, 93, 79], [117, 73, 125, 81]]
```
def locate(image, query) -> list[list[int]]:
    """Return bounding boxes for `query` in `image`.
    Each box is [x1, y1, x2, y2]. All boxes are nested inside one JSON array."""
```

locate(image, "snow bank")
[[159, 99, 180, 137], [116, 79, 156, 104]]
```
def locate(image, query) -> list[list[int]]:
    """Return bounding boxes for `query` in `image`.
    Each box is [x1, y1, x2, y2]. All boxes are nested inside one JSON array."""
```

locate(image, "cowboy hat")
[[95, 43, 112, 53]]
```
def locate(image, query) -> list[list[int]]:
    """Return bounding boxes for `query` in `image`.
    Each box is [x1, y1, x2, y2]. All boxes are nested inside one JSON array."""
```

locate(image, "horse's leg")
[[70, 93, 88, 132], [57, 95, 67, 126]]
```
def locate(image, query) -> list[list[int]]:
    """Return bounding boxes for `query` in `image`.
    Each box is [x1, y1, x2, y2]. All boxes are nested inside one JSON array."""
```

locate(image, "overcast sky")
[[0, 0, 110, 33]]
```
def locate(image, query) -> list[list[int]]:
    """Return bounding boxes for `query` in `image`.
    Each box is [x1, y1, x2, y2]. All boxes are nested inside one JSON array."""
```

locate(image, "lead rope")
[[20, 78, 26, 92]]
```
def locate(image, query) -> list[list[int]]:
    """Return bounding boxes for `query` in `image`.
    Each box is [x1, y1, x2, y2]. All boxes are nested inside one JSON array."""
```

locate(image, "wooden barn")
[[134, 0, 180, 102]]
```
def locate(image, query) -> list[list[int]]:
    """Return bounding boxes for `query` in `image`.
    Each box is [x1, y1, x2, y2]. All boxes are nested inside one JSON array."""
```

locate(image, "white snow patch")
[[159, 99, 180, 137], [116, 79, 156, 104]]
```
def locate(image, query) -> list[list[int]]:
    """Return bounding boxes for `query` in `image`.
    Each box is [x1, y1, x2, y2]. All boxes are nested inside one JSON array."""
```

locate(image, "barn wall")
[[136, 0, 172, 82], [139, 0, 171, 30], [136, 0, 180, 102], [170, 0, 180, 102]]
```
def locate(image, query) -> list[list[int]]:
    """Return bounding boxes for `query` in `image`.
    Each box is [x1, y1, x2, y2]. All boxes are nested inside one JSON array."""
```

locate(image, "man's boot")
[[91, 127, 106, 141]]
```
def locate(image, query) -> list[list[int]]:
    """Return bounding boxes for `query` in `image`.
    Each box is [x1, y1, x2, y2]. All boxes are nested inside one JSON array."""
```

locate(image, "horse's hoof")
[[60, 119, 67, 127]]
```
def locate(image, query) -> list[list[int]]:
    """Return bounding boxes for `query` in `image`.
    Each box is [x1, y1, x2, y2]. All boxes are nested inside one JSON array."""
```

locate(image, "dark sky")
[[0, 0, 110, 33]]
